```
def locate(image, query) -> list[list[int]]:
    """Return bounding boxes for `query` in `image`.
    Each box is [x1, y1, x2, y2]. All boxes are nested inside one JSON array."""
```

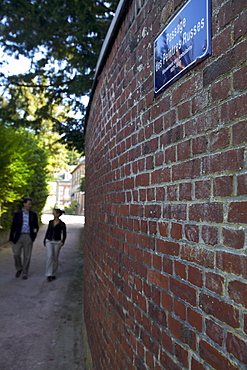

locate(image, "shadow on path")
[[0, 214, 92, 370]]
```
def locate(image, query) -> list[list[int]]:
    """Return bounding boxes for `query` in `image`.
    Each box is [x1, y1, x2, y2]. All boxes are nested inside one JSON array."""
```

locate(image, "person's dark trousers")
[[12, 234, 33, 277]]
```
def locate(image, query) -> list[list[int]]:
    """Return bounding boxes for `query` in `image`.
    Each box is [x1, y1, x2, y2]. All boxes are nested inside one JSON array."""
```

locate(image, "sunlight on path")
[[41, 213, 85, 225]]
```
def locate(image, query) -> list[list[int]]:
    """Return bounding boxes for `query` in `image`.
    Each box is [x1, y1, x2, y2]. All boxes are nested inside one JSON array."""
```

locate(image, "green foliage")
[[0, 0, 118, 151], [64, 200, 79, 215], [0, 82, 72, 173], [0, 122, 49, 229], [68, 148, 82, 165]]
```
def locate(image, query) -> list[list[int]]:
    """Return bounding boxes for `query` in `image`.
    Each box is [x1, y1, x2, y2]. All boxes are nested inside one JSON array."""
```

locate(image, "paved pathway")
[[0, 214, 92, 370]]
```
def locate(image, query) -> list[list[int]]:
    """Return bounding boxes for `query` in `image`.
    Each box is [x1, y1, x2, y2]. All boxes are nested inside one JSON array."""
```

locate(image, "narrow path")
[[0, 214, 92, 370]]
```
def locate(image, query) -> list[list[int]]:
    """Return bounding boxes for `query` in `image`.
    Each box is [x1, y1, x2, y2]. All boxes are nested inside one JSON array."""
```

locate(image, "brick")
[[199, 340, 239, 370], [219, 1, 247, 29], [232, 121, 247, 145], [146, 350, 154, 369], [221, 94, 247, 123], [148, 270, 168, 291], [188, 265, 203, 288], [153, 254, 162, 271], [181, 244, 214, 268], [228, 280, 247, 309], [209, 128, 229, 151], [165, 146, 176, 163], [147, 188, 155, 201], [136, 173, 150, 187], [195, 180, 211, 200], [168, 315, 196, 349], [203, 149, 244, 175], [158, 221, 168, 237], [161, 330, 173, 355], [200, 293, 239, 328], [217, 251, 247, 279], [151, 167, 170, 185], [157, 240, 180, 256], [170, 203, 187, 221], [85, 0, 247, 367], [212, 26, 231, 56], [171, 222, 182, 240], [160, 350, 181, 370], [143, 137, 158, 154], [146, 156, 154, 171], [177, 101, 190, 120], [213, 176, 233, 197], [154, 151, 164, 166], [188, 307, 202, 332], [179, 182, 192, 201], [174, 298, 186, 320], [151, 287, 161, 306], [161, 291, 173, 312], [189, 202, 223, 223], [206, 272, 224, 296], [223, 228, 245, 250], [177, 139, 191, 161], [163, 256, 173, 275], [206, 319, 224, 346], [175, 260, 186, 280], [185, 224, 199, 243], [175, 343, 188, 368], [167, 184, 178, 201], [234, 8, 247, 41], [192, 135, 208, 155], [172, 158, 200, 181], [191, 357, 205, 370], [185, 107, 219, 136], [170, 278, 196, 306], [162, 125, 183, 146], [228, 202, 247, 224], [151, 322, 162, 343], [149, 302, 167, 327], [149, 220, 157, 235], [226, 332, 247, 364], [162, 109, 176, 130], [156, 186, 165, 201], [203, 42, 247, 87], [172, 75, 202, 105], [202, 225, 218, 246], [237, 173, 247, 196], [145, 204, 161, 219], [153, 117, 163, 134], [211, 77, 231, 102], [233, 64, 247, 92]]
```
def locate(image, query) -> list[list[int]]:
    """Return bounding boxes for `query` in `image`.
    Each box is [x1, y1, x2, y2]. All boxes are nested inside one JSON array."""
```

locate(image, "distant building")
[[71, 157, 85, 215], [44, 167, 75, 211]]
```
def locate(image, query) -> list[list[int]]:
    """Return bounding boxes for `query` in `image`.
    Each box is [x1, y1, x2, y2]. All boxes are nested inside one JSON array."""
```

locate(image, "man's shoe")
[[47, 277, 52, 282], [22, 276, 28, 280], [15, 270, 22, 278], [52, 276, 56, 280]]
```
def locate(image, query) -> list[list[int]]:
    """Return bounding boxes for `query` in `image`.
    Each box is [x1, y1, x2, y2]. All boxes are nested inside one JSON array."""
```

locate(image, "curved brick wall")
[[84, 0, 247, 368]]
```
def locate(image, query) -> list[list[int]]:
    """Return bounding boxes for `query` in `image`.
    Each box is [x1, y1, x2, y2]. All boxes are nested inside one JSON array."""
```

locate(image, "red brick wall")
[[84, 0, 247, 368]]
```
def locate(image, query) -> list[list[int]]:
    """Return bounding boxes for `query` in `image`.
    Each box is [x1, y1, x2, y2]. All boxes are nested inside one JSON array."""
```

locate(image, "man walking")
[[9, 198, 39, 280]]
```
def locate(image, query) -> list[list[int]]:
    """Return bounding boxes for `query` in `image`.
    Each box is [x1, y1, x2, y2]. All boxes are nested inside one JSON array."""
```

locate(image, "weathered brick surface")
[[84, 0, 247, 368]]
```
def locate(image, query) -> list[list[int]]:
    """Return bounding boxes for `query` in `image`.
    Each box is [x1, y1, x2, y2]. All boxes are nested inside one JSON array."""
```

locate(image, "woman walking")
[[44, 208, 67, 282]]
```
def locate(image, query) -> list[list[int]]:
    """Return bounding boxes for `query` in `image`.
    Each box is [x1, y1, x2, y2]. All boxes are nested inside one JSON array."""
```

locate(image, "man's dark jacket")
[[9, 210, 39, 243]]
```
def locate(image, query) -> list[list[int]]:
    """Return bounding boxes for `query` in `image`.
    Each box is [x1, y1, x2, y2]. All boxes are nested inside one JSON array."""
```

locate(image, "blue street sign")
[[154, 0, 211, 96]]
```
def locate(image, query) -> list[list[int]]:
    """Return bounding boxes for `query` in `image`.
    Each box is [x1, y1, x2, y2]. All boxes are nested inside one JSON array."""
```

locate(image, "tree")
[[0, 0, 118, 150], [0, 82, 72, 173], [0, 123, 49, 228]]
